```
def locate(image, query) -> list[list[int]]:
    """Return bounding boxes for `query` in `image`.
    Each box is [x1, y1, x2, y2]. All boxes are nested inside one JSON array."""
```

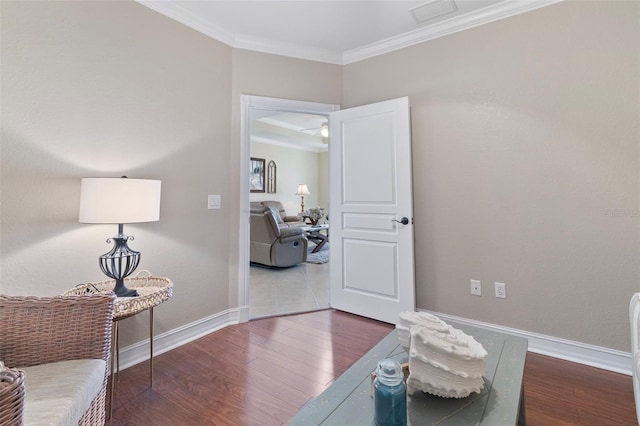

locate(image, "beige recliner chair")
[[250, 201, 305, 228], [250, 204, 308, 267]]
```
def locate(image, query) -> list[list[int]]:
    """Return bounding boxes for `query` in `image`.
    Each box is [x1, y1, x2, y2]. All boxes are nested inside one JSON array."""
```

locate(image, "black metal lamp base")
[[113, 279, 138, 297], [100, 224, 141, 298]]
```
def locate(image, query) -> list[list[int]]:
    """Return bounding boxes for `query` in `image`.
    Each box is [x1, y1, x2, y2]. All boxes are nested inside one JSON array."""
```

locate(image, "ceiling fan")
[[300, 121, 329, 138]]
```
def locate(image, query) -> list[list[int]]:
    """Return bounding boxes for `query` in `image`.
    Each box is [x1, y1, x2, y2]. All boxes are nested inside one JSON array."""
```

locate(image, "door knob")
[[392, 217, 409, 225]]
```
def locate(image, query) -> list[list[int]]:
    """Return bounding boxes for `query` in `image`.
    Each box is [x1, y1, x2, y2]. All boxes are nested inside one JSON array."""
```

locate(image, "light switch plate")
[[208, 194, 221, 210]]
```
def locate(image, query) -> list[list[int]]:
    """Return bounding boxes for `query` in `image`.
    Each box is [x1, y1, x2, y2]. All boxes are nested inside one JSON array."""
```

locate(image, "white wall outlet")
[[470, 279, 481, 296], [495, 282, 506, 299], [207, 194, 221, 210]]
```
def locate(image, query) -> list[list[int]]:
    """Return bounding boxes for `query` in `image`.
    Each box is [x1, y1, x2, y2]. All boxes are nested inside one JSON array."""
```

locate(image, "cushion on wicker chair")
[[21, 359, 105, 426]]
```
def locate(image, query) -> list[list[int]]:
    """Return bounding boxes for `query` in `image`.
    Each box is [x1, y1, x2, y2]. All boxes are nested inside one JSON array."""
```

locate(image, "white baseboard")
[[237, 304, 250, 323], [115, 306, 633, 377], [115, 307, 241, 372], [422, 309, 632, 376]]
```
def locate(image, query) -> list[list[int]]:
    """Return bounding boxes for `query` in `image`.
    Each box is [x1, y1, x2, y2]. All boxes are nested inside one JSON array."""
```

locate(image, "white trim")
[[233, 36, 343, 65], [238, 96, 252, 324], [243, 96, 340, 115], [114, 305, 631, 377], [251, 135, 327, 153], [115, 308, 241, 372], [136, 0, 562, 65], [343, 0, 563, 64], [423, 309, 632, 376], [237, 305, 250, 324], [239, 96, 339, 321]]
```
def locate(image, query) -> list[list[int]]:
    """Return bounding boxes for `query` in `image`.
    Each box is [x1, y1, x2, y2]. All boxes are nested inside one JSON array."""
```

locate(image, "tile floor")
[[249, 260, 330, 319]]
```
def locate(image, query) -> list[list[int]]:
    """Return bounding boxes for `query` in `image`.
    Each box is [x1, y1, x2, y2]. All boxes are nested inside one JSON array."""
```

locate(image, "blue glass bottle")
[[374, 358, 407, 426]]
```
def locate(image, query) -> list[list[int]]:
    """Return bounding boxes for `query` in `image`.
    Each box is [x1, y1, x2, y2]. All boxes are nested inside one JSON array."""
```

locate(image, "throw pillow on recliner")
[[267, 207, 284, 224]]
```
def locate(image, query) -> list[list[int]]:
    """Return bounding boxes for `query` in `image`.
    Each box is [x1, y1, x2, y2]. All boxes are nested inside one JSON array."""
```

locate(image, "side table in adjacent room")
[[302, 224, 329, 253], [64, 272, 173, 418]]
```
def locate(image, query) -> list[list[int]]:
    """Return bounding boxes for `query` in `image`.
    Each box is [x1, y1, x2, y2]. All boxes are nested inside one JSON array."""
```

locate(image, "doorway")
[[239, 96, 340, 320]]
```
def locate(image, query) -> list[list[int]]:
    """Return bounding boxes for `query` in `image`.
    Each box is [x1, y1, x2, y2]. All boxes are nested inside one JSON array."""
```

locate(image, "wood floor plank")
[[279, 324, 388, 355], [109, 309, 636, 426], [251, 344, 338, 386], [247, 356, 326, 396], [244, 319, 371, 368], [255, 336, 348, 376], [523, 352, 635, 426]]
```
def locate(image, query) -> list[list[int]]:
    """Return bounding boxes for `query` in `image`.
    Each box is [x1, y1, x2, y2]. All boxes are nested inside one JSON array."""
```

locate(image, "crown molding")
[[343, 0, 563, 64], [234, 35, 344, 65], [137, 0, 562, 66], [135, 0, 342, 63]]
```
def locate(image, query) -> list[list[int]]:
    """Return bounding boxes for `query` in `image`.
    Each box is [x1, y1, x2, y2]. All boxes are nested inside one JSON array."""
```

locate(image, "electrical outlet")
[[495, 282, 506, 299], [470, 280, 481, 296]]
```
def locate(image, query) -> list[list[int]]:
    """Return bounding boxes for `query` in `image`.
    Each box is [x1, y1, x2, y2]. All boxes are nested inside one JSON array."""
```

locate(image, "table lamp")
[[79, 177, 161, 297], [296, 184, 310, 214]]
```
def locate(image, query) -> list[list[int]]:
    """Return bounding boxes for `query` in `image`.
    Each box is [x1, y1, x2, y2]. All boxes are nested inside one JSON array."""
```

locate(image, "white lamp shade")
[[296, 184, 310, 196], [79, 178, 161, 224]]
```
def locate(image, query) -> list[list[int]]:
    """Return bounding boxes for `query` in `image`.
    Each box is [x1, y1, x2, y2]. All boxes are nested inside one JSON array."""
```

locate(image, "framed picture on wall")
[[250, 157, 265, 193], [267, 160, 277, 193]]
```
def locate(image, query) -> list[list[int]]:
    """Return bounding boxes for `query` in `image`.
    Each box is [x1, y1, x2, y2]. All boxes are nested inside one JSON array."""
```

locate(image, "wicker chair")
[[0, 293, 115, 425], [630, 292, 640, 425], [0, 365, 25, 425]]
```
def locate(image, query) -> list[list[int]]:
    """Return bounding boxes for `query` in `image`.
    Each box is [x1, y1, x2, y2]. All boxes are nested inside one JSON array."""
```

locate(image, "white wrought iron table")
[[64, 273, 173, 418]]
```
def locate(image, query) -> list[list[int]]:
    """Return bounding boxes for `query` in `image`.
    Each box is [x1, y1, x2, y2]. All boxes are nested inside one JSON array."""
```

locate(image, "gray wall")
[[1, 0, 233, 346], [2, 0, 638, 353], [344, 0, 640, 351], [0, 2, 343, 347]]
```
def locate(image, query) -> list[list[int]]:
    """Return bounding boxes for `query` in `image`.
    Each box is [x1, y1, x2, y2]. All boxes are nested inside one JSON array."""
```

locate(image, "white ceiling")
[[137, 0, 561, 65], [252, 112, 328, 153]]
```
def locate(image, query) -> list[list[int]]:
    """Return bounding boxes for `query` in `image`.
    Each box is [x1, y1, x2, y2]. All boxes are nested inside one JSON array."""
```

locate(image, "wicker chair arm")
[[0, 365, 25, 425], [0, 293, 115, 368]]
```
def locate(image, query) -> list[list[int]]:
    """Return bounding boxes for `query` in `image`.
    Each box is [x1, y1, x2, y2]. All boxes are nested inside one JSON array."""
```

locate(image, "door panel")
[[342, 113, 396, 203], [329, 97, 415, 324], [344, 240, 397, 296]]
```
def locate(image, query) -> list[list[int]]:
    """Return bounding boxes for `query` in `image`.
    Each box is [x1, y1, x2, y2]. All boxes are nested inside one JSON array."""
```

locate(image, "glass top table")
[[292, 320, 528, 425], [301, 224, 329, 253]]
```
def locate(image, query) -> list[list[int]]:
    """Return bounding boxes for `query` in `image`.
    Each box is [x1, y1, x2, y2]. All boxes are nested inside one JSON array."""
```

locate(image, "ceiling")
[[252, 111, 328, 153], [137, 0, 561, 65]]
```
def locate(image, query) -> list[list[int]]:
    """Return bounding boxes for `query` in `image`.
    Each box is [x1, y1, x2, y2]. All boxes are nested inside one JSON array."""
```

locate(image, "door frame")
[[238, 95, 340, 322]]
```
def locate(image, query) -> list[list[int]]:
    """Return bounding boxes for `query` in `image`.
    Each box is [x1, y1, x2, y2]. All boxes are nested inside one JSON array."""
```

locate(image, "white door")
[[329, 97, 415, 325]]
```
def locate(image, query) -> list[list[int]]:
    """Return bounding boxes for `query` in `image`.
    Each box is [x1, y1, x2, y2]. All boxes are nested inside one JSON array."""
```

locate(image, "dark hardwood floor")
[[108, 309, 636, 425], [524, 352, 635, 425]]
